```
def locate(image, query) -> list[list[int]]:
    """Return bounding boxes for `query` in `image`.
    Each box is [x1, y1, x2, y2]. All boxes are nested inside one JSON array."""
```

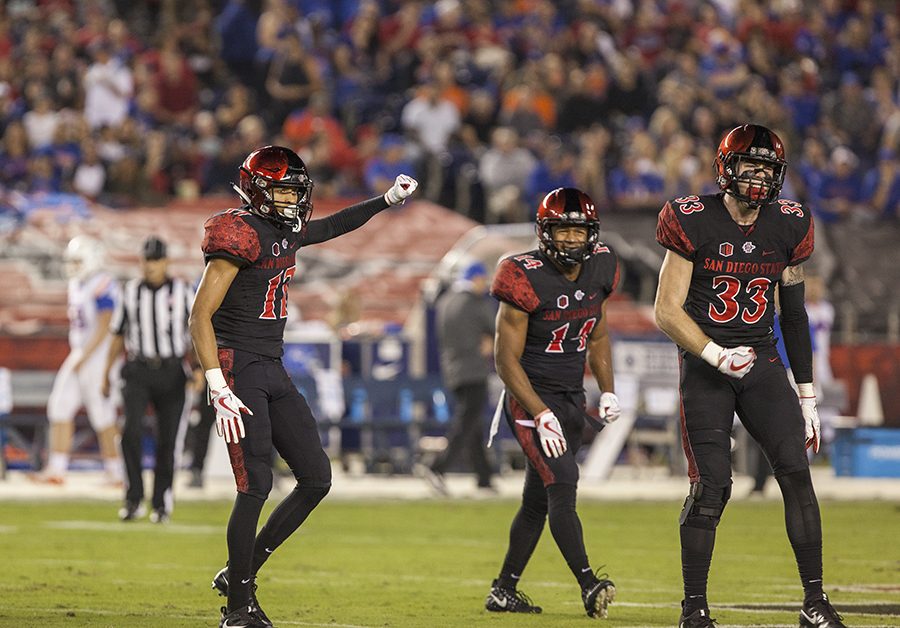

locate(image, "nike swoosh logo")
[[730, 357, 753, 372], [222, 620, 250, 628], [215, 397, 237, 415], [241, 578, 252, 584], [491, 594, 508, 608], [264, 547, 274, 554], [769, 357, 778, 363], [762, 250, 775, 256], [588, 293, 598, 300]]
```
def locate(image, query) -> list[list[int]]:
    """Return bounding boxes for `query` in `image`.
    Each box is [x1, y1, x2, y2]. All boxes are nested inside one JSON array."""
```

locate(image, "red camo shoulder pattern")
[[203, 211, 261, 264], [491, 258, 541, 312], [656, 202, 696, 258], [790, 214, 815, 264]]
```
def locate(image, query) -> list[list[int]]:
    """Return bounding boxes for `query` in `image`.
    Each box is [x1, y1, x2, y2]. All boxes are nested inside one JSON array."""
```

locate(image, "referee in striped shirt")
[[102, 236, 194, 523]]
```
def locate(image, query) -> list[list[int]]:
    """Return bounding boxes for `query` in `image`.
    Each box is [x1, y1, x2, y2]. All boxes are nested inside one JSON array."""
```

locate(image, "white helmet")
[[64, 235, 104, 279]]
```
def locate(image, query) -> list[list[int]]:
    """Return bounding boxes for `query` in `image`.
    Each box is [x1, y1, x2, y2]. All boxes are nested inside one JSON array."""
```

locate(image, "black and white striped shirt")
[[110, 278, 194, 360]]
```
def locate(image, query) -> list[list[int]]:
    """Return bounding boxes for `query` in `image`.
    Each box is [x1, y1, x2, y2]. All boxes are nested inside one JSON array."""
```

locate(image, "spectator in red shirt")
[[152, 43, 198, 128]]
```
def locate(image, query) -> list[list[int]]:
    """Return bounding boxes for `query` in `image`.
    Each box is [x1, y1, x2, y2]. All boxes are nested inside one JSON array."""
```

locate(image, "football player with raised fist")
[[654, 124, 845, 628], [484, 187, 619, 620], [189, 145, 417, 628]]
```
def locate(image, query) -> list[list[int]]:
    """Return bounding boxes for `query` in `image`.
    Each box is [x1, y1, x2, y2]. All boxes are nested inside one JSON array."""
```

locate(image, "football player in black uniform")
[[485, 188, 620, 619], [655, 125, 846, 628], [189, 145, 417, 628]]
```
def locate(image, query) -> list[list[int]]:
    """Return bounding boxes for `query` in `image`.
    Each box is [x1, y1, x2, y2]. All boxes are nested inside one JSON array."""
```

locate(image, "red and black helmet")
[[715, 124, 786, 208], [536, 187, 601, 267], [235, 145, 314, 232]]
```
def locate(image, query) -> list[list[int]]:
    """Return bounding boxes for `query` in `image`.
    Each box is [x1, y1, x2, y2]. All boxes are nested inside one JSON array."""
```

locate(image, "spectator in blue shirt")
[[364, 134, 416, 197], [526, 144, 577, 215], [861, 148, 900, 221], [608, 150, 665, 212], [817, 146, 863, 223]]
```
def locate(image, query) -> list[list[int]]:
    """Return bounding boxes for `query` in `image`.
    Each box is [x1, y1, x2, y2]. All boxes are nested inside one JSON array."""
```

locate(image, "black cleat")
[[212, 566, 273, 627], [800, 593, 847, 628], [582, 572, 616, 619], [678, 604, 717, 628], [485, 580, 542, 613], [219, 605, 269, 628]]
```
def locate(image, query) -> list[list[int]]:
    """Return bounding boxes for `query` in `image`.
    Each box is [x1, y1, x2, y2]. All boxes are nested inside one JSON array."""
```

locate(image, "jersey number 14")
[[546, 318, 597, 353]]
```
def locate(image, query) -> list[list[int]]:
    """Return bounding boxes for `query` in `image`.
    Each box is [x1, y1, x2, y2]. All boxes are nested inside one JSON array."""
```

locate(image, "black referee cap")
[[142, 236, 167, 260]]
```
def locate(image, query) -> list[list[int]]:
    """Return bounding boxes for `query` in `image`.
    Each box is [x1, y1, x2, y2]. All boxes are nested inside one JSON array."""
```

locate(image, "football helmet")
[[64, 235, 104, 279], [234, 145, 314, 232], [536, 187, 601, 267], [715, 124, 786, 208]]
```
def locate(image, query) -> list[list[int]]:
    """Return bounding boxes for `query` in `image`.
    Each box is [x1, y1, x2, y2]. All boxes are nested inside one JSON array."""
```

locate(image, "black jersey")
[[202, 196, 390, 357], [202, 208, 302, 357], [656, 192, 814, 348], [491, 246, 619, 394]]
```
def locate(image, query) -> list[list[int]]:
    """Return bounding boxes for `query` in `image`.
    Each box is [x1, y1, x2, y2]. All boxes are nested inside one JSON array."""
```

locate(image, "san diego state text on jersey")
[[656, 193, 814, 347], [491, 246, 619, 393], [202, 208, 302, 357]]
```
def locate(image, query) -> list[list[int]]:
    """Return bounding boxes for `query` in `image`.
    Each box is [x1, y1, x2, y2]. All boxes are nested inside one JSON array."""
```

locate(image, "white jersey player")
[[36, 236, 123, 484]]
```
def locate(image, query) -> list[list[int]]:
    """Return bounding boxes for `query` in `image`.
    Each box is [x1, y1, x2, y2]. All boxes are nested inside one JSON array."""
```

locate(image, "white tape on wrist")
[[205, 368, 227, 391], [700, 340, 723, 367], [797, 382, 816, 399]]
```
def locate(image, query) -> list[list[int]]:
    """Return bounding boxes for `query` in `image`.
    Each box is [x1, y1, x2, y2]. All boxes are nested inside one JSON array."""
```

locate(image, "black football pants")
[[121, 359, 187, 512]]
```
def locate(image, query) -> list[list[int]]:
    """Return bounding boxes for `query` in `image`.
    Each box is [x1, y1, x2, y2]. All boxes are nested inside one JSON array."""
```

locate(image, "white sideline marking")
[[18, 607, 373, 627], [44, 520, 221, 534], [0, 525, 17, 533]]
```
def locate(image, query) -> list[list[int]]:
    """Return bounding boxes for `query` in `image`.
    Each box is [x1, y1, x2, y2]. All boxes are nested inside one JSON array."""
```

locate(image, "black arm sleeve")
[[301, 196, 389, 245], [778, 282, 813, 384]]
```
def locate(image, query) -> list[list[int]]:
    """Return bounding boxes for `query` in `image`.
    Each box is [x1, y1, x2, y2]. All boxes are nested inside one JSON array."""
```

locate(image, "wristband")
[[205, 368, 227, 391], [700, 340, 723, 367]]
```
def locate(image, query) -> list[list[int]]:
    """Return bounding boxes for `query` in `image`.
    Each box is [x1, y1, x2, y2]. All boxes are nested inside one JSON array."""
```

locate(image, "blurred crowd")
[[0, 0, 898, 227]]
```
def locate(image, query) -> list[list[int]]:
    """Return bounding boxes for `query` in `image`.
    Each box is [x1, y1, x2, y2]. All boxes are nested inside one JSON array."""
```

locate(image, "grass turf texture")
[[0, 499, 897, 627]]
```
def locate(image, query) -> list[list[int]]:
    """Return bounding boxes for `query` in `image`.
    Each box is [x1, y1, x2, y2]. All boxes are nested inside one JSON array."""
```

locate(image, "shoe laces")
[[683, 607, 717, 627], [583, 565, 612, 594], [508, 588, 536, 610], [808, 596, 843, 623]]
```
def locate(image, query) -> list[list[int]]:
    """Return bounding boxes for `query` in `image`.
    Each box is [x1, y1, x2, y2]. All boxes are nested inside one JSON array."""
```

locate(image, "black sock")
[[546, 484, 594, 588], [775, 470, 823, 602], [681, 523, 716, 613], [251, 483, 330, 574], [498, 472, 547, 589], [226, 492, 265, 612]]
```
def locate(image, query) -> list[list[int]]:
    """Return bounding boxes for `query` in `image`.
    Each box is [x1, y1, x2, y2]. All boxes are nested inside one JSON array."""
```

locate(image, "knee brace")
[[679, 482, 732, 530]]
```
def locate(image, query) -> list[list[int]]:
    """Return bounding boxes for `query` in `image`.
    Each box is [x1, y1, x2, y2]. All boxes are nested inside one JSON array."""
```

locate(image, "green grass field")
[[0, 498, 897, 627]]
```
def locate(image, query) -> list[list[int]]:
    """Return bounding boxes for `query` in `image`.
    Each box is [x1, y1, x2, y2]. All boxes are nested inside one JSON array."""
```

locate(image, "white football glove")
[[701, 341, 756, 379], [206, 368, 253, 444], [798, 383, 820, 454], [534, 409, 567, 458], [384, 174, 418, 205], [598, 392, 621, 424]]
